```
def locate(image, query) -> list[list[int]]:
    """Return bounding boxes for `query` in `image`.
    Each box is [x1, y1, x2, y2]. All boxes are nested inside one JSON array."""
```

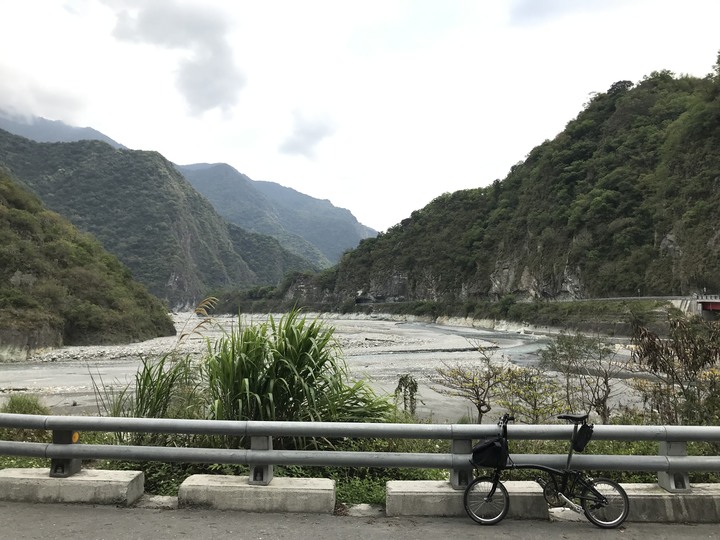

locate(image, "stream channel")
[[0, 314, 553, 422]]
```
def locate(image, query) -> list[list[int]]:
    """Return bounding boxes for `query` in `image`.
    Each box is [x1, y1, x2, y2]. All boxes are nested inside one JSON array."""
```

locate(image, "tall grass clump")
[[204, 310, 392, 448], [93, 353, 201, 446], [95, 308, 392, 450]]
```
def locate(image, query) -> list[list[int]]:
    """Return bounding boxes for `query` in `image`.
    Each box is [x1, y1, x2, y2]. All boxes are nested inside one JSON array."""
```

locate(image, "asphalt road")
[[0, 502, 718, 540]]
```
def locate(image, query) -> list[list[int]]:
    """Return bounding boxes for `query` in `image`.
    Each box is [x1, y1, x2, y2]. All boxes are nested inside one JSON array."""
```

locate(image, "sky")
[[1, 1, 719, 233]]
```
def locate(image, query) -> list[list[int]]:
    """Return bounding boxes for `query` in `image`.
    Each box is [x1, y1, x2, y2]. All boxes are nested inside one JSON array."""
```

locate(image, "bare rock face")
[[660, 233, 682, 257], [489, 260, 520, 298], [0, 324, 62, 362], [560, 264, 584, 299]]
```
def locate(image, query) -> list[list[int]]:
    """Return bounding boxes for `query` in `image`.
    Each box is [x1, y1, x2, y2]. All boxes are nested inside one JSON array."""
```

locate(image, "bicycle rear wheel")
[[463, 476, 509, 525], [581, 478, 629, 528]]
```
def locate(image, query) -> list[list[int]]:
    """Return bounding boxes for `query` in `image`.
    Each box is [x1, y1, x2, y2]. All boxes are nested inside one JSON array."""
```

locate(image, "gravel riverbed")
[[1, 313, 551, 421]]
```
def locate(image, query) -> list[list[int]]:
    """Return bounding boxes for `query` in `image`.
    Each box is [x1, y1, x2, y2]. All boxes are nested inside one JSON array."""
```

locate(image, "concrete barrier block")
[[178, 475, 335, 513], [385, 480, 548, 519], [625, 483, 720, 523], [0, 468, 144, 506]]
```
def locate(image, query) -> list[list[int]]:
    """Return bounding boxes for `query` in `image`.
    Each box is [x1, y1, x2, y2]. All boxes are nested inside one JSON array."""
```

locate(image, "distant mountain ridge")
[[0, 110, 125, 149], [178, 163, 377, 266], [0, 112, 378, 267], [0, 129, 315, 307]]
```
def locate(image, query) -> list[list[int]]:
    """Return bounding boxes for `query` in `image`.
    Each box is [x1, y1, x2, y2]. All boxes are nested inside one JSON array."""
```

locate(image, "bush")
[[204, 310, 393, 443], [1, 394, 50, 416], [0, 394, 51, 470]]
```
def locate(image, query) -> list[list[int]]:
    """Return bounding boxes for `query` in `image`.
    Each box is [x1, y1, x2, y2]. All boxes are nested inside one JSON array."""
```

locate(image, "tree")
[[432, 346, 509, 423], [631, 313, 720, 425], [540, 333, 630, 423], [395, 373, 421, 417], [497, 364, 565, 424]]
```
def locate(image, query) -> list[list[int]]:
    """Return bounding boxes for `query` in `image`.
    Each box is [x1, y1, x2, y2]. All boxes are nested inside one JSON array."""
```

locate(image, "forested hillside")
[[254, 180, 377, 261], [0, 167, 175, 356], [0, 131, 316, 307], [280, 62, 720, 310], [178, 163, 376, 265]]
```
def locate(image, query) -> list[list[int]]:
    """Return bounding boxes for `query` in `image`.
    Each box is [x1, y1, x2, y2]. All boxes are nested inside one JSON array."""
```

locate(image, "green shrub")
[[1, 394, 50, 415], [0, 394, 51, 445], [0, 394, 51, 471]]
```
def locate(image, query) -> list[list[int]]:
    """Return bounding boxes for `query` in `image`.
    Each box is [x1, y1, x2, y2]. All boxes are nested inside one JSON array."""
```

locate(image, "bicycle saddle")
[[557, 413, 589, 423]]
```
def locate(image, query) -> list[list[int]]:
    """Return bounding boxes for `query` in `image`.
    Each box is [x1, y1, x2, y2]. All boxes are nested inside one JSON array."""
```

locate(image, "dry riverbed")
[[0, 312, 551, 421]]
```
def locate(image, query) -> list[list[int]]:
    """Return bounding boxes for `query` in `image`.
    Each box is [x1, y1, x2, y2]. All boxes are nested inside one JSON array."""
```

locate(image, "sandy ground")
[[0, 312, 551, 422]]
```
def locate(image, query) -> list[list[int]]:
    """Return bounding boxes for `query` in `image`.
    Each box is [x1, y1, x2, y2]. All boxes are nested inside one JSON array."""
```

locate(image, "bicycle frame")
[[483, 414, 607, 511], [465, 413, 628, 528]]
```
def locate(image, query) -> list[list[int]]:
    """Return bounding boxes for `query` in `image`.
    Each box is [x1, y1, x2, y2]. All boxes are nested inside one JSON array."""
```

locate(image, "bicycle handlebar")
[[498, 413, 515, 425], [498, 413, 514, 438]]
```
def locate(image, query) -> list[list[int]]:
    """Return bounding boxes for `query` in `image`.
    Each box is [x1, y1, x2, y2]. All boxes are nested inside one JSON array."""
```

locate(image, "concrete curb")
[[178, 475, 336, 513], [386, 480, 547, 519], [2, 469, 720, 523], [386, 480, 720, 522], [624, 483, 720, 523], [0, 468, 144, 506]]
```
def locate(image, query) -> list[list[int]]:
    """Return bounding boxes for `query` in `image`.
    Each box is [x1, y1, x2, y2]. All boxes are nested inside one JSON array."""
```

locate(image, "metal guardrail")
[[2, 413, 720, 492]]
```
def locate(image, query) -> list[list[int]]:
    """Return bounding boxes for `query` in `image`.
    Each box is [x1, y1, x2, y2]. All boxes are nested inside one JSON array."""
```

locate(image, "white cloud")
[[279, 112, 336, 159], [0, 64, 85, 122], [110, 0, 245, 115], [0, 0, 719, 232]]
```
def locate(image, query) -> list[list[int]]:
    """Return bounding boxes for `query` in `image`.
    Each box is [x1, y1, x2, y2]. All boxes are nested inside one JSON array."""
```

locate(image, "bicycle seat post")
[[557, 413, 588, 470], [565, 422, 579, 470]]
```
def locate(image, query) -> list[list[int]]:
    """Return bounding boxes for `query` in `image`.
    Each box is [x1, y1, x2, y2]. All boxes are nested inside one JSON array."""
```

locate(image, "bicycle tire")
[[581, 478, 629, 529], [463, 476, 509, 525]]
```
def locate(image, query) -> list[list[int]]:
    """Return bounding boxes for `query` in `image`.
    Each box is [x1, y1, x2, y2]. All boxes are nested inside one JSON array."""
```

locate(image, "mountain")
[[177, 163, 377, 265], [0, 113, 378, 268], [280, 67, 720, 309], [0, 110, 125, 149], [253, 180, 377, 260], [0, 130, 316, 308], [0, 166, 175, 357]]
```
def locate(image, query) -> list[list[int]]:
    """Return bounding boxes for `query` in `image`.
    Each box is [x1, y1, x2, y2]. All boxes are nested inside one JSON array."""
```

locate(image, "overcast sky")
[[1, 1, 719, 232]]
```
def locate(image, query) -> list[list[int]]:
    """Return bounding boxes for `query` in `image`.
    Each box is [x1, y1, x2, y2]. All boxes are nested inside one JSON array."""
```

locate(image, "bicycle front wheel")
[[581, 478, 629, 528], [463, 476, 509, 525]]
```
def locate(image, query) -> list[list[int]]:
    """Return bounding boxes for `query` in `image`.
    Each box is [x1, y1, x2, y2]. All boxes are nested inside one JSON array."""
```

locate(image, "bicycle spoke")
[[463, 476, 509, 525], [581, 478, 629, 528]]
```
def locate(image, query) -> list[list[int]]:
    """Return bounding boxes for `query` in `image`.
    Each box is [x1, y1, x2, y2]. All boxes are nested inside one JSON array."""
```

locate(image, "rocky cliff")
[[282, 69, 720, 308]]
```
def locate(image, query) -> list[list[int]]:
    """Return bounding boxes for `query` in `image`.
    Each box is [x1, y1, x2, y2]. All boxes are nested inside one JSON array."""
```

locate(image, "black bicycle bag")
[[572, 423, 594, 452], [471, 436, 509, 468]]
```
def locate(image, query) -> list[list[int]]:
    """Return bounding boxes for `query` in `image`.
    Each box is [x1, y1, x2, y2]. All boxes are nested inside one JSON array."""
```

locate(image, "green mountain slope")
[[0, 131, 316, 307], [253, 180, 377, 260], [285, 66, 720, 307], [177, 163, 331, 268], [177, 163, 377, 265], [0, 166, 175, 355]]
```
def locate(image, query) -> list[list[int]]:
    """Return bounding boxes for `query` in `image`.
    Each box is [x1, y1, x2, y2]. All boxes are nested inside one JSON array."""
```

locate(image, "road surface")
[[0, 502, 718, 540]]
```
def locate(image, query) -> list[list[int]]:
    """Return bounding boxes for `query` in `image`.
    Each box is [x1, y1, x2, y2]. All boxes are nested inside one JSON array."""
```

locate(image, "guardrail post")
[[49, 429, 81, 478], [450, 437, 473, 489], [658, 440, 691, 492], [248, 435, 273, 485]]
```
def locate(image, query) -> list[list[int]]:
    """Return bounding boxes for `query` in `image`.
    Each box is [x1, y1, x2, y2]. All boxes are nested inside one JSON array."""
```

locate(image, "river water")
[[0, 314, 551, 422]]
